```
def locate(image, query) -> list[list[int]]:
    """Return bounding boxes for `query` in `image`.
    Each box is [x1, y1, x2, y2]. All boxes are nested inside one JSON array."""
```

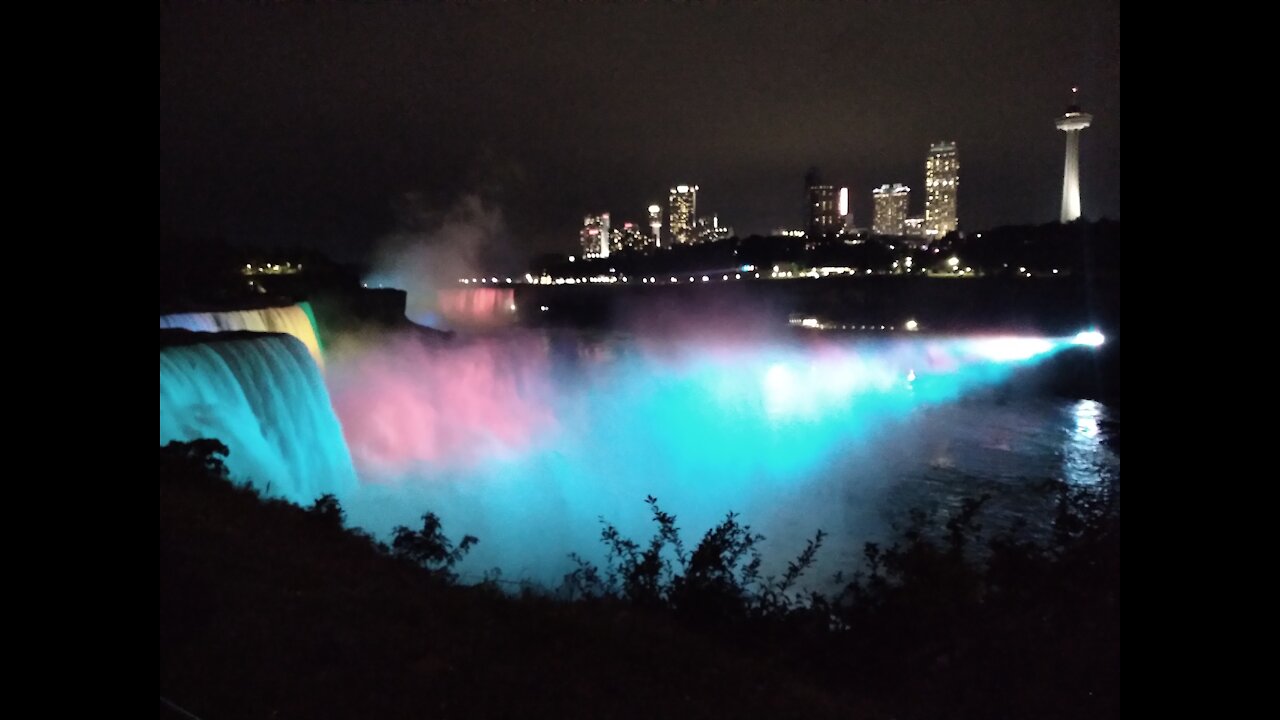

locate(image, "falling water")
[[159, 332, 357, 504], [160, 303, 325, 367], [436, 288, 517, 329]]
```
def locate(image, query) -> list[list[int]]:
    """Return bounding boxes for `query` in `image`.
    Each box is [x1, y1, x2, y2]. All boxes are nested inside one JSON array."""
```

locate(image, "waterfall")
[[160, 303, 324, 368], [436, 288, 517, 329], [160, 332, 357, 504]]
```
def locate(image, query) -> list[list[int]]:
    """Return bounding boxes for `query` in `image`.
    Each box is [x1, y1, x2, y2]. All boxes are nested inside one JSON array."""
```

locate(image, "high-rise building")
[[872, 184, 911, 236], [924, 142, 959, 239], [668, 185, 698, 245], [581, 213, 611, 259], [1056, 88, 1092, 223], [647, 204, 663, 248], [805, 169, 843, 239]]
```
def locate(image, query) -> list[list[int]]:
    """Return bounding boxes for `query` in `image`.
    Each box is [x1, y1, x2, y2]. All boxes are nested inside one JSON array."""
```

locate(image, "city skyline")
[[161, 2, 1119, 261], [574, 138, 958, 252]]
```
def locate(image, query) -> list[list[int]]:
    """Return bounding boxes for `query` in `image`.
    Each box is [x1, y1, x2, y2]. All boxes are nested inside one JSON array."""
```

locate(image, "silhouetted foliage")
[[564, 496, 830, 629], [160, 438, 231, 482], [756, 528, 828, 616], [308, 493, 346, 530], [668, 509, 764, 622], [826, 480, 1119, 718], [390, 512, 479, 582]]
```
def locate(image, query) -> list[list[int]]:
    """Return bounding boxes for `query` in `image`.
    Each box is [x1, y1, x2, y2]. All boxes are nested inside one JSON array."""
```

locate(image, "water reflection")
[[873, 396, 1120, 555], [1064, 399, 1117, 486]]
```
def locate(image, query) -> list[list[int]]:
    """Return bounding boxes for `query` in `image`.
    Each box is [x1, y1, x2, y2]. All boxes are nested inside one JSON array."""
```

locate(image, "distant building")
[[924, 142, 959, 238], [668, 185, 698, 245], [872, 184, 910, 236], [843, 227, 869, 242], [611, 222, 649, 253], [904, 216, 925, 240], [581, 213, 611, 259], [695, 214, 732, 243], [647, 204, 663, 248], [805, 168, 842, 239], [839, 187, 852, 230]]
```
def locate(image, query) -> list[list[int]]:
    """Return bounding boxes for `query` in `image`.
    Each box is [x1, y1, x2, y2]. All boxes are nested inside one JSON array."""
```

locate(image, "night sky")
[[160, 1, 1120, 262]]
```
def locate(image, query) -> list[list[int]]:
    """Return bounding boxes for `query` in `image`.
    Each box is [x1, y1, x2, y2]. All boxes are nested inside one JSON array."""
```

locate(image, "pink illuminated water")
[[437, 288, 517, 329]]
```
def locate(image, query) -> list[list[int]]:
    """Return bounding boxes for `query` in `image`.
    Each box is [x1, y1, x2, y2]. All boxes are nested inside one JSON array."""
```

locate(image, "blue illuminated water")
[[332, 329, 1118, 590], [157, 314, 1116, 591], [160, 332, 358, 504]]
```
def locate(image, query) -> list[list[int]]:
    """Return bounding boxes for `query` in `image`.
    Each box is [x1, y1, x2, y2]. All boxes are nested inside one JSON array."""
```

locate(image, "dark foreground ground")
[[160, 465, 880, 719], [161, 437, 1118, 720]]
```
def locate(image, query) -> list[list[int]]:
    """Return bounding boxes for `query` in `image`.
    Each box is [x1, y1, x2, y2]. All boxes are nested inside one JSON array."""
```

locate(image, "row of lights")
[[242, 262, 302, 276], [460, 277, 513, 284], [463, 268, 963, 285], [643, 272, 766, 284], [790, 318, 920, 332], [458, 261, 1063, 286]]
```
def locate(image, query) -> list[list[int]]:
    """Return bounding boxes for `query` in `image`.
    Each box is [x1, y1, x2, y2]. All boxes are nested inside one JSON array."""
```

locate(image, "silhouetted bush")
[[563, 495, 829, 629], [308, 493, 346, 529], [390, 512, 478, 583], [160, 438, 231, 482]]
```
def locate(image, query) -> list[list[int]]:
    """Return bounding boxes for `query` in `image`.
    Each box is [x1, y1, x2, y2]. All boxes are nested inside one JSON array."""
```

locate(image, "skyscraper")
[[581, 213, 611, 259], [805, 169, 842, 238], [668, 185, 698, 245], [647, 204, 663, 248], [1056, 88, 1092, 223], [872, 184, 911, 236], [924, 142, 959, 239]]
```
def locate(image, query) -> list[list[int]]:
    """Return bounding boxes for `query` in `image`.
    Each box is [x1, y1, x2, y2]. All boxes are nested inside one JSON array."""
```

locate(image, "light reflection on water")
[[858, 394, 1119, 566], [1065, 398, 1117, 486]]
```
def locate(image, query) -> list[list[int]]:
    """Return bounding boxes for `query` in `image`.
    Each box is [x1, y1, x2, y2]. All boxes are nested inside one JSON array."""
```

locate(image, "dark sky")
[[160, 1, 1120, 262]]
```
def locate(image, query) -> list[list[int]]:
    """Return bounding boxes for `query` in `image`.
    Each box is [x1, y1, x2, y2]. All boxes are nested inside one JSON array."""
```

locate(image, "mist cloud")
[[366, 194, 515, 328]]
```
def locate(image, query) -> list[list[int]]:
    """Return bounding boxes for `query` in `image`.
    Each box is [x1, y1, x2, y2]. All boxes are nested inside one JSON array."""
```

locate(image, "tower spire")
[[1055, 91, 1093, 223]]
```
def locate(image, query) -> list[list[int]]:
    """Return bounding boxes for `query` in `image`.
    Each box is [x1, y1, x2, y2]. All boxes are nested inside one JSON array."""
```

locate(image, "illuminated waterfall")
[[160, 332, 357, 504], [436, 288, 517, 328], [160, 303, 324, 367]]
